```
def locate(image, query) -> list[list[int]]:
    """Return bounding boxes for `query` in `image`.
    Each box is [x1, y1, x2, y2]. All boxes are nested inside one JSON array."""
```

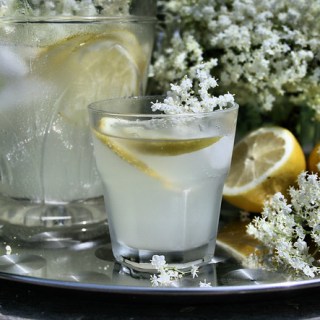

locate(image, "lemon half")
[[223, 127, 306, 213], [217, 220, 262, 261]]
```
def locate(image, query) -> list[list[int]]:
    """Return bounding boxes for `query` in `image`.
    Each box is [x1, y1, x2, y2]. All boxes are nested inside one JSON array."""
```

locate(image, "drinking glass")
[[88, 96, 238, 271], [0, 1, 156, 240]]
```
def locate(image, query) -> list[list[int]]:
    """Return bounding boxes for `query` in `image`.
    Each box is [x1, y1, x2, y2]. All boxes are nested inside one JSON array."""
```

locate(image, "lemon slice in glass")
[[93, 129, 170, 185], [95, 117, 221, 184], [36, 29, 147, 126], [126, 137, 221, 156], [99, 117, 221, 156]]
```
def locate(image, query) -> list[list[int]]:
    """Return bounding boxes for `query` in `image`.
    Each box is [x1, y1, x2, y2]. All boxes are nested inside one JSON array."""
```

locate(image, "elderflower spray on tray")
[[88, 64, 239, 276]]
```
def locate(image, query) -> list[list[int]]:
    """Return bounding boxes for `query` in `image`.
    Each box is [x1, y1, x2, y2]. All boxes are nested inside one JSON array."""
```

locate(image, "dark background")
[[1, 279, 320, 319]]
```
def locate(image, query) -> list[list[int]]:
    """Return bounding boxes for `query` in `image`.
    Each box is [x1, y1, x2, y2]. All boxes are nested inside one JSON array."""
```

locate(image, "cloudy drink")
[[89, 95, 238, 268]]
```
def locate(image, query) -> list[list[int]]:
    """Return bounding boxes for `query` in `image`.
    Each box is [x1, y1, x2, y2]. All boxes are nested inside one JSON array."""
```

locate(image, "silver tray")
[[0, 209, 319, 298]]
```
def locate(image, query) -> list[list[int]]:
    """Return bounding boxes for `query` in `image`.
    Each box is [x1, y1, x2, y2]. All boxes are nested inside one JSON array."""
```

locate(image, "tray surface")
[[0, 209, 319, 297]]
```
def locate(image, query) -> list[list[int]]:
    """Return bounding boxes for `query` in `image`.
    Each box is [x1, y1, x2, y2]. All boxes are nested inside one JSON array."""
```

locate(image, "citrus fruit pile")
[[223, 126, 307, 213]]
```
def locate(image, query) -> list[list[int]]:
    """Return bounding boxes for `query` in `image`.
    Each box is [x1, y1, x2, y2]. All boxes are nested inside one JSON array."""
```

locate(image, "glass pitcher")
[[0, 0, 156, 241]]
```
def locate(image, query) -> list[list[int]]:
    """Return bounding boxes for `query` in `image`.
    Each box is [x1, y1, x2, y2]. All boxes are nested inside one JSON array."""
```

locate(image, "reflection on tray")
[[0, 208, 296, 292]]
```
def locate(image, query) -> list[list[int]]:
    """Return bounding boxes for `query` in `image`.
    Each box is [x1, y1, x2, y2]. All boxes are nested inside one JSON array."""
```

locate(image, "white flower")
[[151, 255, 167, 270], [199, 279, 212, 288], [5, 245, 11, 255], [151, 64, 237, 114], [154, 0, 320, 118], [150, 274, 160, 287], [191, 265, 199, 278], [247, 172, 320, 278], [156, 270, 173, 286], [150, 255, 206, 287], [0, 0, 130, 16]]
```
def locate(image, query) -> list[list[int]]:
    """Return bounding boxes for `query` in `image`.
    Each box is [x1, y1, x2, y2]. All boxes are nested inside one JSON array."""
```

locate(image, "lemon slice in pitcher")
[[36, 29, 147, 126]]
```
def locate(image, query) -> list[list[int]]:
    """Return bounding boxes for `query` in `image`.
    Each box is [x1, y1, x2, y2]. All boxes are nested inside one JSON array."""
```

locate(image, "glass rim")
[[0, 16, 157, 23], [88, 95, 239, 118]]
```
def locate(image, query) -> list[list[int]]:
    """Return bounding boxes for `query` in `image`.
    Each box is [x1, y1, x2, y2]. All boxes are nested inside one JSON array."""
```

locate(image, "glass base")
[[114, 242, 215, 274], [0, 195, 108, 243]]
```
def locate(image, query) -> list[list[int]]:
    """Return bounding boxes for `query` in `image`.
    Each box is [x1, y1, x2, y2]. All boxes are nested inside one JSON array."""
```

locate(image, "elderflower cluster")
[[150, 33, 218, 92], [0, 0, 131, 17], [150, 255, 199, 287], [151, 63, 237, 114], [247, 172, 320, 278], [153, 0, 320, 120]]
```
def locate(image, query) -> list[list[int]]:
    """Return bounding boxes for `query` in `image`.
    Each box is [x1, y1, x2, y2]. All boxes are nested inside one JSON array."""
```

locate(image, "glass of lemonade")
[[0, 1, 156, 238], [88, 96, 238, 270]]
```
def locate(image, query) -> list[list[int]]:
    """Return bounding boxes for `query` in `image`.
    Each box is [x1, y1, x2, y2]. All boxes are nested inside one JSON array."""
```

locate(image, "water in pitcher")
[[0, 1, 156, 235]]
